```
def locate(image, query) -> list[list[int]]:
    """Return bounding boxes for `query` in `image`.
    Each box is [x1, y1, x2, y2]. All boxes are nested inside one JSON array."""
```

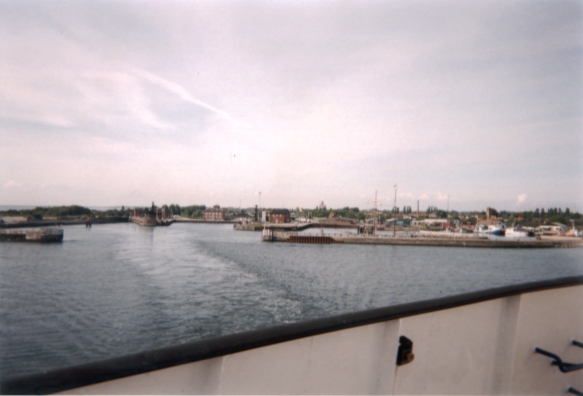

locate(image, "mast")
[[447, 194, 449, 229], [374, 190, 378, 234], [393, 184, 397, 236]]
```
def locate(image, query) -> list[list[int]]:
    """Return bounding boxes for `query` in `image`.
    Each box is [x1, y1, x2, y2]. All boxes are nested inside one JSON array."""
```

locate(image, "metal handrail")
[[534, 340, 583, 373]]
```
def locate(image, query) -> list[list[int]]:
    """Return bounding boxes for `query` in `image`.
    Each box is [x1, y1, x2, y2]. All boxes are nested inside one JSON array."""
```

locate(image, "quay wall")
[[174, 217, 237, 224], [267, 232, 583, 248], [248, 222, 357, 232], [234, 223, 264, 231], [0, 228, 64, 243], [334, 236, 561, 248]]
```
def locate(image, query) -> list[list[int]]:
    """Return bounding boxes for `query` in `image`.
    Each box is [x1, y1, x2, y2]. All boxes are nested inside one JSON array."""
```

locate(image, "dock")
[[0, 227, 64, 243], [234, 222, 264, 231], [129, 217, 175, 227], [237, 221, 356, 232], [0, 217, 127, 229], [173, 216, 237, 225], [262, 229, 583, 248]]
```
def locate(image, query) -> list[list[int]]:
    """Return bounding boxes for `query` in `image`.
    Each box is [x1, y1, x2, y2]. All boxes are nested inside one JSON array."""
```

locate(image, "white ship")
[[505, 226, 535, 238], [565, 222, 582, 238], [475, 222, 506, 236]]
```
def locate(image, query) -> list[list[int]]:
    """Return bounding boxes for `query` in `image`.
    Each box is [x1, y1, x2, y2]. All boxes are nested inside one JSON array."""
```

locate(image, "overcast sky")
[[1, 0, 581, 212]]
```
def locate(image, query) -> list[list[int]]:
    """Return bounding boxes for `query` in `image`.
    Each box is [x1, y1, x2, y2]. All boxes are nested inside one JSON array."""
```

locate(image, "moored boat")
[[565, 222, 582, 237], [505, 226, 535, 238], [475, 222, 506, 236], [536, 223, 569, 236]]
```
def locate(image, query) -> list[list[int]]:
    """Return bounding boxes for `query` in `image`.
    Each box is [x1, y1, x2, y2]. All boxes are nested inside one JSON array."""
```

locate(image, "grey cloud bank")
[[0, 0, 581, 211]]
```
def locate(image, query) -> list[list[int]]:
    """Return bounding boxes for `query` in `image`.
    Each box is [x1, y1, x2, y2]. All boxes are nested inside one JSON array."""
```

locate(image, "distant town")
[[1, 202, 581, 234]]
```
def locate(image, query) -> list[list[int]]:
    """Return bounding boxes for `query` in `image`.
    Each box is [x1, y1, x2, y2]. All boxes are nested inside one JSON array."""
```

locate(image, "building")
[[204, 205, 225, 221], [270, 209, 291, 224]]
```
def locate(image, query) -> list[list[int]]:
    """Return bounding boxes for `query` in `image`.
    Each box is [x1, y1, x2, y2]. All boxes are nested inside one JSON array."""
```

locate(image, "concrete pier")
[[238, 221, 357, 232], [174, 216, 237, 225], [264, 230, 583, 248], [234, 222, 264, 231], [0, 217, 128, 229], [0, 227, 64, 242]]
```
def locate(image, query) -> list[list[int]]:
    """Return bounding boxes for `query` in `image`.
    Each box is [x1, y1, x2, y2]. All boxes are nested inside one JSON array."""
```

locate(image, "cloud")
[[3, 180, 22, 188], [0, 1, 581, 210], [398, 192, 416, 200], [133, 69, 232, 121], [77, 70, 177, 130], [436, 192, 449, 201]]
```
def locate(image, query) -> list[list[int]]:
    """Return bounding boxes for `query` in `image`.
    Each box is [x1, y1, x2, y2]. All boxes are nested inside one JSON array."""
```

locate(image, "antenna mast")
[[393, 185, 398, 236]]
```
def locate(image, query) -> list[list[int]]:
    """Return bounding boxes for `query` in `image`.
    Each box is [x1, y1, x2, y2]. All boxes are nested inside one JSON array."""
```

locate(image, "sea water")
[[1, 223, 582, 379]]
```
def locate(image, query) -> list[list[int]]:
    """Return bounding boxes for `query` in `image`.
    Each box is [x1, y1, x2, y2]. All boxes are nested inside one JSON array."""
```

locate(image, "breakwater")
[[234, 222, 264, 231], [0, 227, 63, 242], [129, 217, 174, 227], [174, 216, 237, 224], [263, 229, 583, 248], [0, 217, 128, 229], [238, 222, 356, 232]]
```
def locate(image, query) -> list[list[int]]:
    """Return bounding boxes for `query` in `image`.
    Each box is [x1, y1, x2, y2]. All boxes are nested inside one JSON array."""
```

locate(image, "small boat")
[[564, 223, 582, 237], [475, 223, 505, 236], [505, 225, 535, 238], [535, 223, 569, 236]]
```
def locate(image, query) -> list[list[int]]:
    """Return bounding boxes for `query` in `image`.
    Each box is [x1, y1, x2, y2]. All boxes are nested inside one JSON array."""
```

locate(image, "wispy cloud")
[[133, 69, 232, 120], [0, 1, 580, 209]]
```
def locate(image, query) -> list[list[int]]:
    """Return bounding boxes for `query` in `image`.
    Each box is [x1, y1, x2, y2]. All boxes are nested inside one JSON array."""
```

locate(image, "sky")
[[1, 0, 582, 212]]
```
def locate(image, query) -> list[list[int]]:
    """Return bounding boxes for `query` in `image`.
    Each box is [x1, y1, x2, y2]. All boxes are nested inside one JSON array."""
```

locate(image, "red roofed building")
[[204, 205, 225, 221]]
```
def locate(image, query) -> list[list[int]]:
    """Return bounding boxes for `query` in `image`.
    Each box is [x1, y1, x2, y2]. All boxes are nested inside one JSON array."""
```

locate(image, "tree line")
[[1, 204, 580, 226]]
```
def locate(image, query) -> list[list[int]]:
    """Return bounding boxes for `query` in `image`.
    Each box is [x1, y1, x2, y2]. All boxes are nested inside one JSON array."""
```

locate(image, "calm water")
[[1, 223, 582, 380]]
